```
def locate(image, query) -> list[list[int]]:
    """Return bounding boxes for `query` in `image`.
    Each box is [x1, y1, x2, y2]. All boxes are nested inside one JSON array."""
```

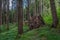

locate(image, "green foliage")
[[0, 24, 29, 40], [18, 27, 60, 40], [57, 7, 60, 20], [0, 24, 60, 40], [0, 0, 60, 40]]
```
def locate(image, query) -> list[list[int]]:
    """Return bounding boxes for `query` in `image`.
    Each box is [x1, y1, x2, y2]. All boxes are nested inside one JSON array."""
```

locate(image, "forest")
[[0, 0, 60, 40]]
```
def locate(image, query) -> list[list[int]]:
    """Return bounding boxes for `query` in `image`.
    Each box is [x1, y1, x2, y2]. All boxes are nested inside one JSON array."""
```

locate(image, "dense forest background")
[[0, 0, 60, 40]]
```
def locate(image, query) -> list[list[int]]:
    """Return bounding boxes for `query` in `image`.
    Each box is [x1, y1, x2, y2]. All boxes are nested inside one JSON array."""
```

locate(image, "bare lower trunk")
[[0, 0, 2, 32], [50, 0, 58, 28], [17, 0, 23, 34], [5, 0, 9, 30]]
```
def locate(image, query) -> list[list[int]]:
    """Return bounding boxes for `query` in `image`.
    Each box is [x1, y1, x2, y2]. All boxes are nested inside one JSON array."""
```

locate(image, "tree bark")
[[17, 0, 23, 34], [50, 0, 58, 28], [2, 0, 6, 24], [0, 0, 2, 32], [5, 0, 9, 30]]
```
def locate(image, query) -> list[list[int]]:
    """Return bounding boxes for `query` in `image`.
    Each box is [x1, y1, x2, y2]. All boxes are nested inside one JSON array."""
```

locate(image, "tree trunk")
[[26, 0, 33, 30], [5, 0, 9, 30], [12, 0, 18, 23], [50, 0, 58, 28], [32, 0, 37, 29], [0, 0, 2, 32], [2, 0, 6, 24], [38, 0, 45, 27], [17, 0, 23, 34]]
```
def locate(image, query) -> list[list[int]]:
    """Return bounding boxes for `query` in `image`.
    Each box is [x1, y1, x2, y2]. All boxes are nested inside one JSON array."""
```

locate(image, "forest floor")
[[0, 24, 60, 40]]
